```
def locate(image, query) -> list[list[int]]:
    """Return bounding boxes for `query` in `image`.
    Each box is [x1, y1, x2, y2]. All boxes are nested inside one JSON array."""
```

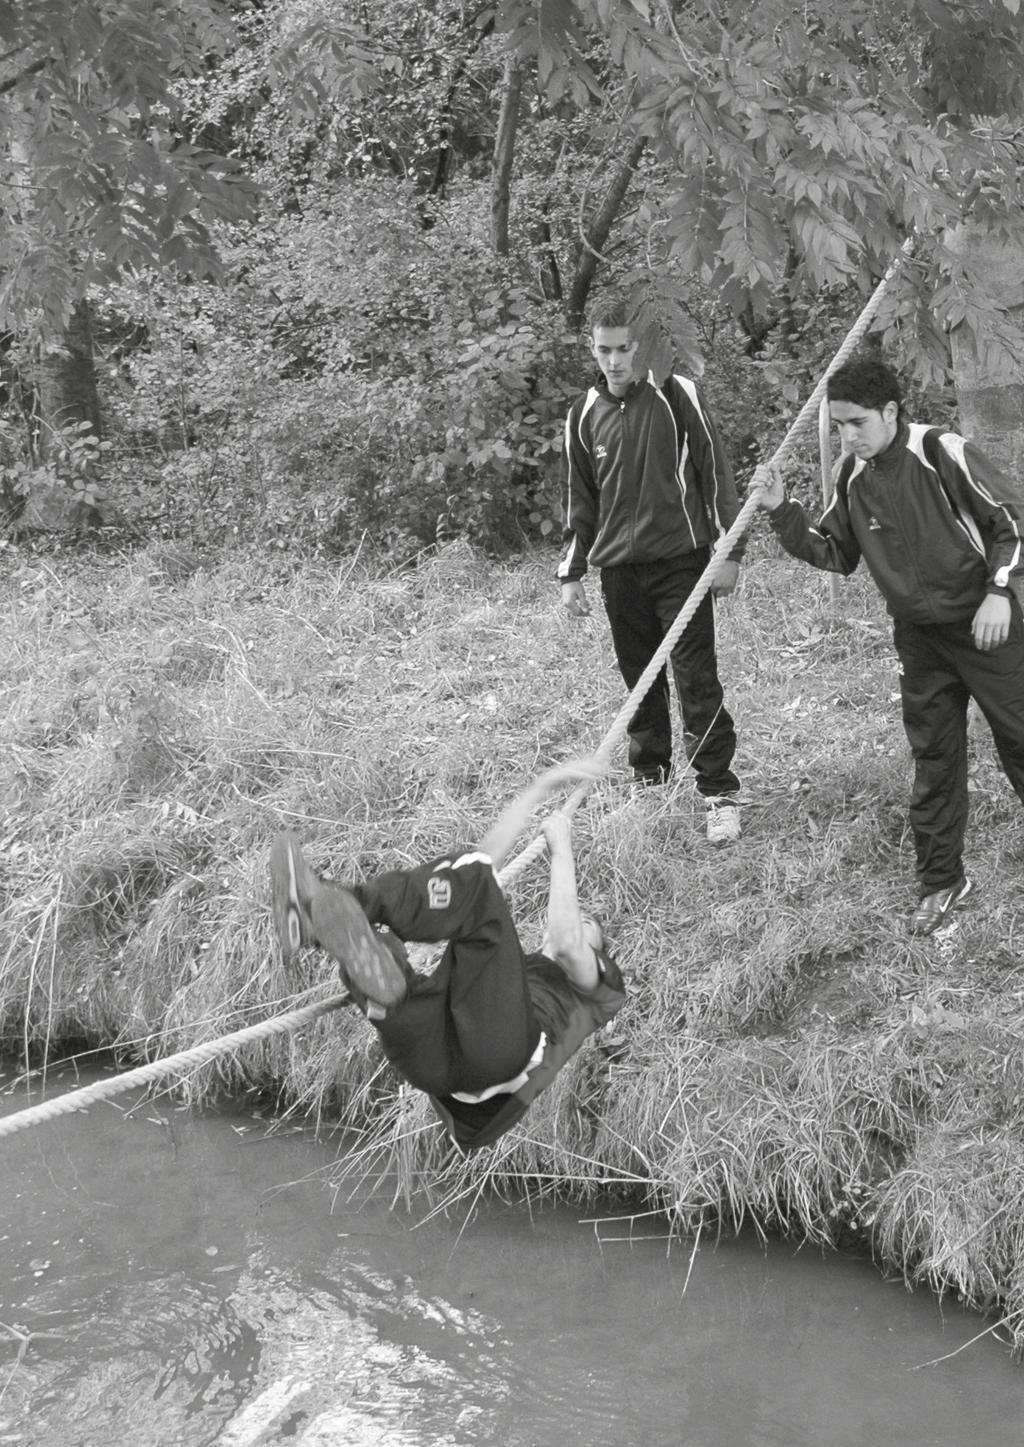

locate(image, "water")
[[1, 1066, 1021, 1446]]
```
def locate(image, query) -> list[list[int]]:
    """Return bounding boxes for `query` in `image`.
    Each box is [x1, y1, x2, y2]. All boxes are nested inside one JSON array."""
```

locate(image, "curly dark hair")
[[827, 353, 904, 416]]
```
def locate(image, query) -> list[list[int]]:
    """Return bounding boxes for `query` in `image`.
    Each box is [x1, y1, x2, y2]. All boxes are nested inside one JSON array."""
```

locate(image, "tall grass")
[[2, 532, 1024, 1350]]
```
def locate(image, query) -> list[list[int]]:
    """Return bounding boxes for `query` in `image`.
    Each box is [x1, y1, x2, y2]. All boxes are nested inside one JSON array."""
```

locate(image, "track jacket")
[[767, 421, 1024, 624], [430, 948, 627, 1152], [557, 373, 744, 583]]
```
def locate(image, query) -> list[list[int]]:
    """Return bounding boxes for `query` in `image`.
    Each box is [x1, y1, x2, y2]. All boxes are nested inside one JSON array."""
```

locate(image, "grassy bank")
[[2, 532, 1023, 1354]]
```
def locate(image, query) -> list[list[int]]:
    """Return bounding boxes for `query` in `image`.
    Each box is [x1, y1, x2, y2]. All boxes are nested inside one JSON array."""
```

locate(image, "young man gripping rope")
[[753, 352, 1024, 935], [557, 296, 746, 844], [270, 759, 626, 1152]]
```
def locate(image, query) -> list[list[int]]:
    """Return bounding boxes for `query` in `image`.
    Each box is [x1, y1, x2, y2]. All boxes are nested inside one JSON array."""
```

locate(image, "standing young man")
[[754, 353, 1024, 934], [270, 759, 626, 1153], [557, 297, 745, 845]]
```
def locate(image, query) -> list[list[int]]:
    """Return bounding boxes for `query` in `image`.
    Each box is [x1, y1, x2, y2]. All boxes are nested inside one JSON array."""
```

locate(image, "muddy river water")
[[1, 1065, 1021, 1446]]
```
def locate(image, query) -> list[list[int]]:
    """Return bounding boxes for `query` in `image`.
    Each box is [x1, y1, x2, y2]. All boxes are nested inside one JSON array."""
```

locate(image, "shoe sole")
[[911, 879, 973, 936], [269, 832, 318, 959], [310, 887, 408, 1009]]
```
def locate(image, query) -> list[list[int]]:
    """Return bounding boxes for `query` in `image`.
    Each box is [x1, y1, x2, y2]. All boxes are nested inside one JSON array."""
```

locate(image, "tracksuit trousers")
[[600, 549, 740, 796], [352, 850, 541, 1098], [894, 602, 1024, 893]]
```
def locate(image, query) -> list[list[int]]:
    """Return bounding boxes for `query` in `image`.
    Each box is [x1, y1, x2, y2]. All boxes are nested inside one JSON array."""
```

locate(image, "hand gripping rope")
[[0, 247, 909, 1140]]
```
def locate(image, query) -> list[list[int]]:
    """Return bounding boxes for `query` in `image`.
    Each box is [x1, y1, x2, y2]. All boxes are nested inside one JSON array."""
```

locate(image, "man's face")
[[591, 326, 638, 397], [830, 399, 899, 459]]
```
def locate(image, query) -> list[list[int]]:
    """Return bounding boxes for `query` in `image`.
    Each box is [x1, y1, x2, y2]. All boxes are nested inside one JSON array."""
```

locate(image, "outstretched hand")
[[751, 462, 786, 510]]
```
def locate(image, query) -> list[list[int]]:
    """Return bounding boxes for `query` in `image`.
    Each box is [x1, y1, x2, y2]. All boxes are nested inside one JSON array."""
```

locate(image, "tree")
[[13, 0, 1024, 547], [0, 0, 258, 523], [259, 1, 1024, 371], [0, 0, 255, 336], [489, 0, 1024, 375]]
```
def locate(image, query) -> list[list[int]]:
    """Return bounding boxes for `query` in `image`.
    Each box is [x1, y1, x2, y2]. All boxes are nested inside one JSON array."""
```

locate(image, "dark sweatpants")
[[894, 602, 1024, 893], [600, 549, 739, 795], [352, 849, 542, 1098]]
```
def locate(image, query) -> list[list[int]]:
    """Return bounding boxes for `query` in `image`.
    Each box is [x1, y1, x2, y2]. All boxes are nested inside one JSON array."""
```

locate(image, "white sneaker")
[[705, 796, 740, 845]]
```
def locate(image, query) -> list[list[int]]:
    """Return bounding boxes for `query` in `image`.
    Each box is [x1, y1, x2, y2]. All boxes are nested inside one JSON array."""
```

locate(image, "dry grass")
[[3, 530, 1024, 1350]]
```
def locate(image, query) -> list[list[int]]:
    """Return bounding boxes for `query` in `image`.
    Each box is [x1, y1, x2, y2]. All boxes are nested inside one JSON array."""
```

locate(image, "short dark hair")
[[587, 295, 634, 335], [827, 354, 904, 415]]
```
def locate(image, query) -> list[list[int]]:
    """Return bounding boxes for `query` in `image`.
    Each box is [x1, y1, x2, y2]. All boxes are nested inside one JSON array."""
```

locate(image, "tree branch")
[[568, 135, 647, 327]]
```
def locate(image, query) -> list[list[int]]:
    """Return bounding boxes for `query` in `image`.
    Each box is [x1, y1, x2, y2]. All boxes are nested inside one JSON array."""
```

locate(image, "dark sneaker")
[[310, 886, 408, 1010], [911, 878, 973, 936], [632, 765, 670, 787], [269, 832, 319, 959]]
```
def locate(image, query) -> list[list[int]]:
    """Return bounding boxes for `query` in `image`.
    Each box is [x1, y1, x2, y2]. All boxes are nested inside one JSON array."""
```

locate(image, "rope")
[[0, 994, 351, 1140], [499, 242, 911, 887]]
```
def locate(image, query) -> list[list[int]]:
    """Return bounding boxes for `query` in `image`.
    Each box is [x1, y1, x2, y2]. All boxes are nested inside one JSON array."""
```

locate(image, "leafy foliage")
[[0, 416, 111, 529], [91, 183, 592, 554], [0, 0, 255, 334], [5, 0, 1024, 549]]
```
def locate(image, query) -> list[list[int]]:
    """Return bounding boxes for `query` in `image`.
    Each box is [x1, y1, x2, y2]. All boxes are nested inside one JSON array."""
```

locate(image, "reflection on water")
[[0, 1066, 1020, 1447]]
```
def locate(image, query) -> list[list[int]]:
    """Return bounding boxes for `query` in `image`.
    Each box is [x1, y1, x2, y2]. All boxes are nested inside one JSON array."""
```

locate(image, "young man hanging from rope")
[[269, 758, 627, 1152], [557, 295, 746, 844], [753, 352, 1024, 935]]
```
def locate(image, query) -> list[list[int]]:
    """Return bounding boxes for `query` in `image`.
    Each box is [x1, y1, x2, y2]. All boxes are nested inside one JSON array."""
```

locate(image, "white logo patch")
[[428, 877, 452, 910]]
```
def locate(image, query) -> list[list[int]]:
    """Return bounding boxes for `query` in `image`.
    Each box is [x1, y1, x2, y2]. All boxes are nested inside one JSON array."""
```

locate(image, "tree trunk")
[[491, 55, 522, 256], [36, 299, 102, 458], [20, 298, 114, 531], [530, 208, 562, 301], [947, 227, 1024, 474]]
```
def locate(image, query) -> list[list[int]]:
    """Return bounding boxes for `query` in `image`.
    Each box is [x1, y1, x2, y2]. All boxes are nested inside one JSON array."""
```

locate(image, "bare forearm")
[[545, 829, 583, 949], [542, 815, 599, 991]]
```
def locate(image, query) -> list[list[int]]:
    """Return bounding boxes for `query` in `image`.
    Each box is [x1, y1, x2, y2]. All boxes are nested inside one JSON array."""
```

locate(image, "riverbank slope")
[[3, 535, 1022, 1352]]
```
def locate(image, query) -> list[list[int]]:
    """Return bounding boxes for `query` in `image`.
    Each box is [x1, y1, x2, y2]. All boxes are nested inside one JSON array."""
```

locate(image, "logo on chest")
[[428, 877, 452, 910]]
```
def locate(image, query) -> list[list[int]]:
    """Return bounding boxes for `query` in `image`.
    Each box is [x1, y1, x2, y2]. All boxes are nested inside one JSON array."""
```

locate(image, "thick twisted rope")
[[0, 994, 350, 1139], [499, 243, 911, 887]]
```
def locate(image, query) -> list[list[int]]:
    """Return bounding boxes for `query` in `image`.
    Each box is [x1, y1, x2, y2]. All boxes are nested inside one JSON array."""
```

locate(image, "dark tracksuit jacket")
[[556, 372, 745, 791], [556, 373, 744, 579], [767, 420, 1024, 890]]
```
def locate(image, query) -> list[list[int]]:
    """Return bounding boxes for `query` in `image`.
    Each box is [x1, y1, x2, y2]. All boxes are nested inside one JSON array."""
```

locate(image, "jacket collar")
[[595, 375, 644, 403], [867, 419, 910, 475]]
